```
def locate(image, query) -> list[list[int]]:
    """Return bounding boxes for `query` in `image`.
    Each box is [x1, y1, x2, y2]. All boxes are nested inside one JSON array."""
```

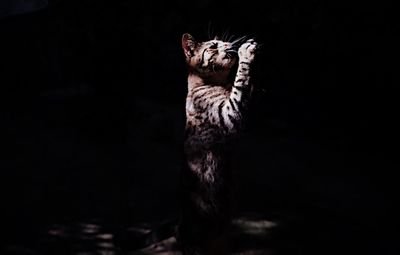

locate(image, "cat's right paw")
[[238, 39, 258, 63]]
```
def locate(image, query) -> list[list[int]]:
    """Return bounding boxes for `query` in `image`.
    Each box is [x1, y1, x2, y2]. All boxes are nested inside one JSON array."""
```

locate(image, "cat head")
[[182, 33, 238, 76]]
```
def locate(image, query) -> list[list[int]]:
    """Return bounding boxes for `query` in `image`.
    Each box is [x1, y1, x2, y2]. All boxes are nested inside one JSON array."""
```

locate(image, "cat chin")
[[211, 64, 226, 72], [213, 62, 235, 71]]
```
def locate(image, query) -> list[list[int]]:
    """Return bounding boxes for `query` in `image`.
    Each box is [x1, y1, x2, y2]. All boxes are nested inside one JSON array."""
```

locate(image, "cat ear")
[[182, 33, 197, 59]]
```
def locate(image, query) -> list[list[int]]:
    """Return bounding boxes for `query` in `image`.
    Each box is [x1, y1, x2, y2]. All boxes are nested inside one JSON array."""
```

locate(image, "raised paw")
[[238, 39, 258, 63]]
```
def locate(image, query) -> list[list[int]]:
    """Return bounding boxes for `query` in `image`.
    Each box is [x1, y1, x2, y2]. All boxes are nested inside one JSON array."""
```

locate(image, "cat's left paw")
[[238, 39, 258, 62]]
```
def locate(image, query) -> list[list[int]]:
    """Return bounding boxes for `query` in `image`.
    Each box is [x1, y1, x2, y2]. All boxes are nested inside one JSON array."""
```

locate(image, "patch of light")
[[96, 250, 117, 255], [96, 242, 114, 248], [232, 217, 278, 235], [48, 224, 68, 237], [80, 223, 101, 234], [96, 233, 113, 240]]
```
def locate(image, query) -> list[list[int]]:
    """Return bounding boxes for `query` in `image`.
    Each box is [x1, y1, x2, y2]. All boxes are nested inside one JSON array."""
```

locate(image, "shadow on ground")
[[2, 214, 278, 255], [2, 208, 392, 255]]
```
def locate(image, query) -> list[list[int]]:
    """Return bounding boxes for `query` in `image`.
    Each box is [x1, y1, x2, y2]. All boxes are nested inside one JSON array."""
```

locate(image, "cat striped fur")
[[177, 33, 259, 255]]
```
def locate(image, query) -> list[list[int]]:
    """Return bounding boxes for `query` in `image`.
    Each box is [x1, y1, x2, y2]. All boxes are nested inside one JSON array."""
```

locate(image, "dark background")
[[1, 0, 398, 254]]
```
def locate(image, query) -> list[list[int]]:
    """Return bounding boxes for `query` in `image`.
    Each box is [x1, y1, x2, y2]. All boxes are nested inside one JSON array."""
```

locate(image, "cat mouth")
[[226, 48, 238, 55], [210, 56, 237, 72], [211, 63, 225, 72], [225, 48, 238, 60], [210, 49, 237, 71]]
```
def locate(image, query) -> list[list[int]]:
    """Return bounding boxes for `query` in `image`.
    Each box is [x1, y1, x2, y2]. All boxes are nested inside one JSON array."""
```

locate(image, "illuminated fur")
[[178, 33, 258, 255]]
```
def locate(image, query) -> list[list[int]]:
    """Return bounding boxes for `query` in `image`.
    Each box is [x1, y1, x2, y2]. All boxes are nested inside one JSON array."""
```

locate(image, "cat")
[[177, 33, 258, 255]]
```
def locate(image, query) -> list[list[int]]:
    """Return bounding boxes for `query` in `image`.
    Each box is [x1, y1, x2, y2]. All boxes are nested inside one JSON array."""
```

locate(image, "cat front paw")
[[238, 39, 258, 63]]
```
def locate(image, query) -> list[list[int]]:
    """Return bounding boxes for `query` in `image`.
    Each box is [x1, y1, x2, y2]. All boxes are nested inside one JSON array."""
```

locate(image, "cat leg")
[[217, 39, 258, 133], [230, 39, 258, 110]]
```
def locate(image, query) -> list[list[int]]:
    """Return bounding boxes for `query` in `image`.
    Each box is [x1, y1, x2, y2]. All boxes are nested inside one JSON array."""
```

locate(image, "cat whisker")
[[228, 34, 236, 42], [207, 21, 214, 40], [222, 29, 230, 42], [231, 35, 248, 46], [226, 49, 238, 53]]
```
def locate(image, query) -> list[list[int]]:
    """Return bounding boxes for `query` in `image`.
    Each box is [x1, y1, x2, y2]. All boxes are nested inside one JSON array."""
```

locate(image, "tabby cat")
[[177, 33, 258, 255]]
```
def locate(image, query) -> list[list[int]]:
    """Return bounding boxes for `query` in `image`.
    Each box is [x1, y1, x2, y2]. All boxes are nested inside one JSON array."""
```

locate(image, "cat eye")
[[209, 43, 218, 49]]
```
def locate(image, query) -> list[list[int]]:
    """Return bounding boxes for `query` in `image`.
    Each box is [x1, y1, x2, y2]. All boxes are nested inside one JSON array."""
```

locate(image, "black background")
[[1, 0, 398, 254]]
